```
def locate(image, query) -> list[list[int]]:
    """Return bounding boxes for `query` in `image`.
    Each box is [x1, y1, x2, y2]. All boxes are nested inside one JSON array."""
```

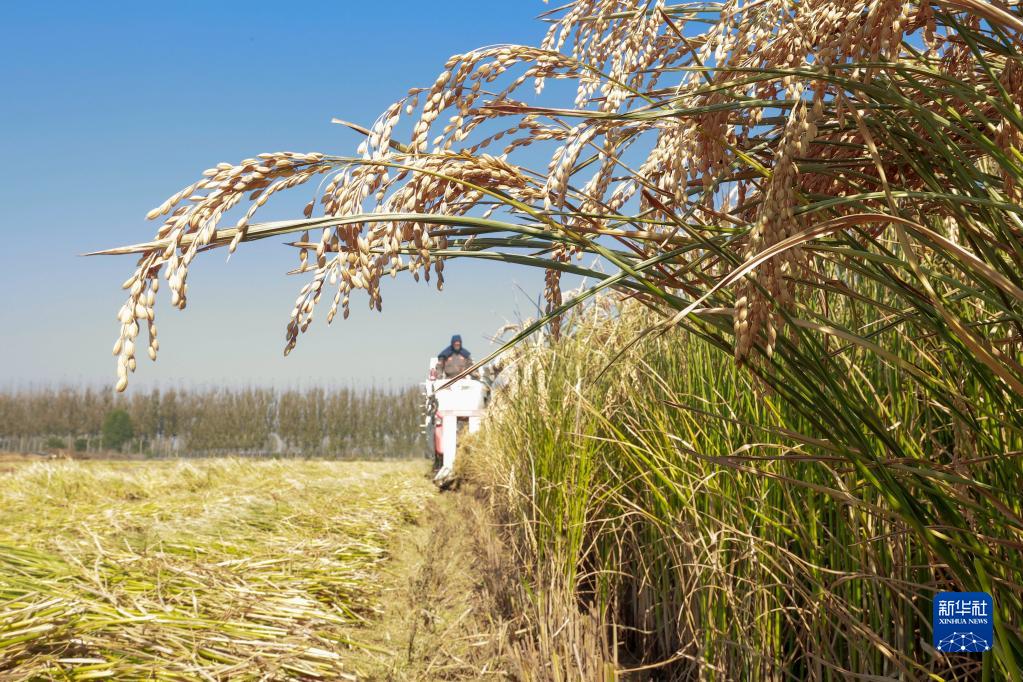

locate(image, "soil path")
[[344, 472, 515, 680]]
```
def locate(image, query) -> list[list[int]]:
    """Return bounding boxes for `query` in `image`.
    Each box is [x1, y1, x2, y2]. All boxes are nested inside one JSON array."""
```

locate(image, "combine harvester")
[[422, 357, 489, 485]]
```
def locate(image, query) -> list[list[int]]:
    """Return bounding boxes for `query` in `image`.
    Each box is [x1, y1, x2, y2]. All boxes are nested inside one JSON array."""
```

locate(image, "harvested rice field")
[[0, 459, 436, 680]]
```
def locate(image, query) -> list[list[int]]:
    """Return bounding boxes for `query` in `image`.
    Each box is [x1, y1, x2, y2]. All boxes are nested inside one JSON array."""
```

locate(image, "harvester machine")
[[422, 358, 489, 485]]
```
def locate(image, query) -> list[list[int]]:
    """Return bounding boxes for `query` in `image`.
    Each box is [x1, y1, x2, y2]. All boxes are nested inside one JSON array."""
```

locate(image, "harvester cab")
[[422, 356, 488, 485]]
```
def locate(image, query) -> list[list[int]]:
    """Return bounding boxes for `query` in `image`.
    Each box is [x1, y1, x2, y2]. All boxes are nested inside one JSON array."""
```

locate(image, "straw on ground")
[[0, 458, 432, 680]]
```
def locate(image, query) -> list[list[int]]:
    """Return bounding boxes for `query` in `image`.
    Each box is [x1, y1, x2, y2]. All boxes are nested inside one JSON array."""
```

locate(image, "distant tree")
[[0, 385, 419, 457], [102, 409, 134, 451]]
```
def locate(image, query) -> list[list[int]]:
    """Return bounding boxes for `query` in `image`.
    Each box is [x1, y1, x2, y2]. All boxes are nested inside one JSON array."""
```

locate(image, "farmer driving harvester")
[[437, 334, 473, 379], [425, 334, 487, 484]]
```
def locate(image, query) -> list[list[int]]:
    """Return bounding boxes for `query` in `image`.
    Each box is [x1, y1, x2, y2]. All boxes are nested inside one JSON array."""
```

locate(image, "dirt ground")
[[344, 479, 520, 680]]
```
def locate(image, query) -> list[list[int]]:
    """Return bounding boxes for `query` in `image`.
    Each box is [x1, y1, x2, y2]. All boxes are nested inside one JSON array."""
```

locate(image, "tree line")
[[0, 385, 424, 458]]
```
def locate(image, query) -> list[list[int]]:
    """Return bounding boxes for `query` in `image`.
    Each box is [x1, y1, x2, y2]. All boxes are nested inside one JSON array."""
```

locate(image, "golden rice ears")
[[102, 0, 1023, 390]]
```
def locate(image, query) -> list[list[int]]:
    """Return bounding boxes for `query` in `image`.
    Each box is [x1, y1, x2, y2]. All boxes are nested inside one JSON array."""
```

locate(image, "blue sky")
[[0, 2, 553, 391]]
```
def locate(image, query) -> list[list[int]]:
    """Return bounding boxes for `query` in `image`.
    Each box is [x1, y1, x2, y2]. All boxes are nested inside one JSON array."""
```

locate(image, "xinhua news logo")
[[933, 592, 993, 653]]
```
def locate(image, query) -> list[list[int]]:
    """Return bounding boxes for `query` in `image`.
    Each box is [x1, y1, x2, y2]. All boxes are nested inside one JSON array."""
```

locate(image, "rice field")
[[467, 302, 1022, 679], [86, 0, 1023, 676], [0, 458, 433, 680]]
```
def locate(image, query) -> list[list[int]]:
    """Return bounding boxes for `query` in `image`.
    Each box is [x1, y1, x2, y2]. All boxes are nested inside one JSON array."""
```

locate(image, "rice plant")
[[94, 0, 1023, 676], [471, 301, 1021, 678]]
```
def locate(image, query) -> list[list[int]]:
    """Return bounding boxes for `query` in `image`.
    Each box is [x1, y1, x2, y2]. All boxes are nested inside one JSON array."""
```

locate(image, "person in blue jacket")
[[437, 334, 473, 378]]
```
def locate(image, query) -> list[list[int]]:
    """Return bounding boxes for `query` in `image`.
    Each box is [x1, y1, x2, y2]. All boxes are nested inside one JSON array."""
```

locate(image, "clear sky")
[[0, 1, 552, 391]]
